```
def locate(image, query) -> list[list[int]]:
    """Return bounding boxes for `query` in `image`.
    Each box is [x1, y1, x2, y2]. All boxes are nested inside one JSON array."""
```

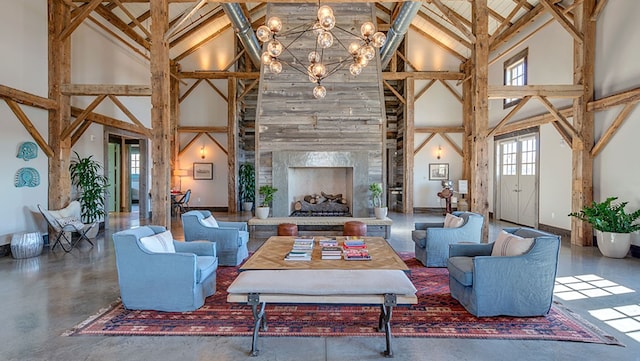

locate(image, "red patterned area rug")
[[66, 255, 621, 345]]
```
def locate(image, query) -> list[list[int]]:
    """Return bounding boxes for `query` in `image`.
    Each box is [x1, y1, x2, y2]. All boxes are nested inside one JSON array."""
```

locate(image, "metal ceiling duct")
[[221, 3, 261, 68], [379, 2, 422, 69]]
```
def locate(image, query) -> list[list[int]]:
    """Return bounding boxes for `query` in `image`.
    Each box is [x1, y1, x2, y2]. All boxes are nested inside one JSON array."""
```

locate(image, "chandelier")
[[255, 4, 386, 99]]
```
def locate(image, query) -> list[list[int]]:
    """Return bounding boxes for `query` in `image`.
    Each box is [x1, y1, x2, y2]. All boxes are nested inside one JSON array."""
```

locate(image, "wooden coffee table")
[[240, 236, 409, 272]]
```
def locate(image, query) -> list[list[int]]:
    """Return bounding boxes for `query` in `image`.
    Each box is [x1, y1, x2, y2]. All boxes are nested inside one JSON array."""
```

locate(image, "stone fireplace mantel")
[[272, 151, 370, 217]]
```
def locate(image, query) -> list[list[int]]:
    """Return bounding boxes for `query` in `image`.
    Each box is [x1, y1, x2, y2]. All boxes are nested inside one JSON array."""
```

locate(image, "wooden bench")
[[227, 269, 418, 357]]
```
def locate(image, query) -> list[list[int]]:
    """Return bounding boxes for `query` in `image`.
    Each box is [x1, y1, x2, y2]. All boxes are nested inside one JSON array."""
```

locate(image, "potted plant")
[[256, 185, 277, 219], [369, 182, 387, 219], [239, 163, 255, 212], [569, 196, 640, 258], [69, 151, 109, 238]]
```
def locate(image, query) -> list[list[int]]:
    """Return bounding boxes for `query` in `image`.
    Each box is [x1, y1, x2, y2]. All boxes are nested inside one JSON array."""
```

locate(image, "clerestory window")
[[503, 48, 528, 109]]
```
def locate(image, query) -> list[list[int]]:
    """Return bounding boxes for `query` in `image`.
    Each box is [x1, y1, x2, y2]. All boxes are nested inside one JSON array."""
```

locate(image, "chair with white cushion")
[[38, 201, 94, 252], [112, 225, 218, 312], [411, 211, 484, 267], [447, 227, 560, 317], [181, 210, 249, 266]]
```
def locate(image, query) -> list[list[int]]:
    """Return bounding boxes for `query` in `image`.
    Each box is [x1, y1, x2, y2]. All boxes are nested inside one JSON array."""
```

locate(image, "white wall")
[[0, 0, 49, 244]]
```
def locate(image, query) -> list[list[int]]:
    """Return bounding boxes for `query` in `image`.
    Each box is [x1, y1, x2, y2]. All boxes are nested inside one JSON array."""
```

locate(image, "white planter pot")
[[596, 230, 631, 258], [255, 207, 270, 219], [374, 207, 388, 219], [243, 202, 253, 212]]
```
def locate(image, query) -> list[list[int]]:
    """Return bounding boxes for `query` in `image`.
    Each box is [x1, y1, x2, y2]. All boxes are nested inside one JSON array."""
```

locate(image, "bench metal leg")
[[378, 293, 397, 358], [248, 293, 266, 357]]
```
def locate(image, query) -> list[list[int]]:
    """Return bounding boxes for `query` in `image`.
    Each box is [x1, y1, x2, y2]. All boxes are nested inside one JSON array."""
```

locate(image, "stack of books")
[[284, 237, 314, 261], [342, 239, 371, 261]]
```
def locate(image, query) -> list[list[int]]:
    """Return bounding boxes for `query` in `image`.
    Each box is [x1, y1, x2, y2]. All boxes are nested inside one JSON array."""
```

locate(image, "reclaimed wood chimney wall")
[[256, 2, 386, 192]]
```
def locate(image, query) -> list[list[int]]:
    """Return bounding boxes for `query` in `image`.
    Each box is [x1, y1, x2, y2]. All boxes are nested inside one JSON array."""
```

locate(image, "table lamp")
[[172, 169, 189, 191]]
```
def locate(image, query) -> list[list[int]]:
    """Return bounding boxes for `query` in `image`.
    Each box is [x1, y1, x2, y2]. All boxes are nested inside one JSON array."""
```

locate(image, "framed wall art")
[[429, 163, 449, 180], [193, 162, 213, 180]]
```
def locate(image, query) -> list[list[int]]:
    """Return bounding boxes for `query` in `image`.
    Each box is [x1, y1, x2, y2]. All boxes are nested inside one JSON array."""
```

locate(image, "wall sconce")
[[436, 146, 442, 160], [200, 146, 205, 159], [172, 169, 189, 191]]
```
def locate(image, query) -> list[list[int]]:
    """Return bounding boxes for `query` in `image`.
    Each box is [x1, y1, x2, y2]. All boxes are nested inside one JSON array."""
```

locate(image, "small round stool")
[[343, 221, 367, 237], [277, 223, 298, 236]]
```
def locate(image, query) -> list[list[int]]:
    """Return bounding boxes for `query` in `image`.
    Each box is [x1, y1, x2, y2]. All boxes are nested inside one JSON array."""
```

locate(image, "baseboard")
[[538, 223, 571, 238]]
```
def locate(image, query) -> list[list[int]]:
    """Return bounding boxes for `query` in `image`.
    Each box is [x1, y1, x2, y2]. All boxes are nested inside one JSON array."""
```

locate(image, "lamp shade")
[[172, 169, 189, 177]]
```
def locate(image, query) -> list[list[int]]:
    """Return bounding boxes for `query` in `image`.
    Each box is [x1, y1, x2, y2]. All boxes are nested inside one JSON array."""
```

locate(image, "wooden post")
[[461, 61, 473, 199], [48, 0, 72, 210], [150, 0, 171, 228], [470, 0, 490, 242], [571, 0, 596, 246], [170, 62, 180, 191], [403, 77, 415, 214], [228, 77, 238, 213]]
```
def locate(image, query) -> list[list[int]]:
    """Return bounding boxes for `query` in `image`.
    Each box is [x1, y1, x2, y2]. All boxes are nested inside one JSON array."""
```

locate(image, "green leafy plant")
[[239, 163, 255, 203], [258, 185, 278, 207], [69, 151, 110, 223], [568, 197, 640, 233], [369, 183, 383, 208]]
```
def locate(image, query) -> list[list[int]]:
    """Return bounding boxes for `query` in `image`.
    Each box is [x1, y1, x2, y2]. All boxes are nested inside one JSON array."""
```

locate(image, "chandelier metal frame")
[[256, 3, 386, 99]]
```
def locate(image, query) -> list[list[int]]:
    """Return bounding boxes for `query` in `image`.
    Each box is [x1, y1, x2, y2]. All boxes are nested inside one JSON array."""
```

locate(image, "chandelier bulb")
[[361, 21, 375, 37], [317, 31, 334, 49], [267, 40, 284, 57], [349, 63, 362, 76], [348, 42, 361, 55], [267, 17, 282, 33], [269, 60, 282, 74], [308, 51, 320, 64], [317, 5, 333, 20], [313, 84, 327, 99], [372, 31, 387, 48]]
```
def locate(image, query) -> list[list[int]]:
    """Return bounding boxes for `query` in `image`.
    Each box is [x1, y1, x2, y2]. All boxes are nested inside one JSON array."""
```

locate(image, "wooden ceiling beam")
[[70, 106, 148, 135], [488, 85, 584, 99], [169, 7, 225, 48], [174, 23, 232, 62], [540, 0, 583, 44], [4, 99, 54, 158], [94, 4, 151, 50], [487, 95, 531, 137], [59, 0, 102, 41], [591, 101, 638, 157], [416, 10, 471, 49], [409, 24, 467, 62], [61, 84, 152, 96], [415, 126, 464, 133], [430, 0, 476, 43], [0, 84, 57, 110], [490, 3, 545, 51], [178, 126, 228, 133]]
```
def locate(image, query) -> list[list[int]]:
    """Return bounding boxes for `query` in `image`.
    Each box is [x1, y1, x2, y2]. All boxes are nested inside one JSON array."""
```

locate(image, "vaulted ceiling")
[[70, 1, 576, 68]]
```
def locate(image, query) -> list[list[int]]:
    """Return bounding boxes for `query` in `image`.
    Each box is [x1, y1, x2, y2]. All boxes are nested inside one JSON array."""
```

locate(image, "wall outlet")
[[197, 197, 201, 203], [551, 212, 555, 219]]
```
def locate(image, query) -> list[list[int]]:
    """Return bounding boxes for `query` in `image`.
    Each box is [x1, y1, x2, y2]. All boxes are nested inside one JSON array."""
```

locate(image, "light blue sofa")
[[112, 225, 218, 312], [412, 211, 484, 267], [447, 227, 561, 317], [181, 210, 249, 266]]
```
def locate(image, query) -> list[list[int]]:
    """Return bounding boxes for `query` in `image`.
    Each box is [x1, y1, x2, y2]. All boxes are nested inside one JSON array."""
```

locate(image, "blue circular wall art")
[[15, 167, 40, 188], [17, 141, 38, 161]]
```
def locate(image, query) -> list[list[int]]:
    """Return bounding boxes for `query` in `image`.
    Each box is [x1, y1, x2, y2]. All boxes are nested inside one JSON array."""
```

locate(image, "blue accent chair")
[[447, 227, 561, 317], [181, 210, 249, 266], [112, 225, 218, 312], [412, 211, 484, 267]]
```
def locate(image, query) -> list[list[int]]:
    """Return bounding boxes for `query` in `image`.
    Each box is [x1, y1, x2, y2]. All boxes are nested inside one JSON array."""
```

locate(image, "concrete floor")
[[1, 210, 639, 361]]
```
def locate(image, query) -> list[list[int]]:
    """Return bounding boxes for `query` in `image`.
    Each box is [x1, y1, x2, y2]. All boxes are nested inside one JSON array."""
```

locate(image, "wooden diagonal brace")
[[4, 99, 54, 158]]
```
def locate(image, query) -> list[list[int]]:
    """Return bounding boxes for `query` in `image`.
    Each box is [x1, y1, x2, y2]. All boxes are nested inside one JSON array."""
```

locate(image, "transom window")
[[503, 48, 528, 108]]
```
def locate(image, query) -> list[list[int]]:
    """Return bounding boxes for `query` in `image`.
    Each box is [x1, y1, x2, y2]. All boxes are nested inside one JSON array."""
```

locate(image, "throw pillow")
[[139, 230, 176, 253], [444, 213, 464, 228], [201, 215, 219, 228], [57, 216, 84, 229], [491, 230, 534, 257]]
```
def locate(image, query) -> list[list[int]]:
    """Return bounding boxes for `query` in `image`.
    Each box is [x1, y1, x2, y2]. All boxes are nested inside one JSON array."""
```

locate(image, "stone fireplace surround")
[[272, 151, 370, 217]]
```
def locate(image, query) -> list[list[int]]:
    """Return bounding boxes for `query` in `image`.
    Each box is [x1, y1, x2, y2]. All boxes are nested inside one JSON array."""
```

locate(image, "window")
[[520, 137, 536, 176], [503, 48, 528, 108], [501, 141, 517, 176], [130, 153, 140, 175]]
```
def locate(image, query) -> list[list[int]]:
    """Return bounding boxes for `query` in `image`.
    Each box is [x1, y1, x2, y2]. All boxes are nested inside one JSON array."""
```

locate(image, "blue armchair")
[[112, 225, 218, 312], [411, 211, 484, 267], [181, 210, 249, 266], [447, 227, 561, 317]]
